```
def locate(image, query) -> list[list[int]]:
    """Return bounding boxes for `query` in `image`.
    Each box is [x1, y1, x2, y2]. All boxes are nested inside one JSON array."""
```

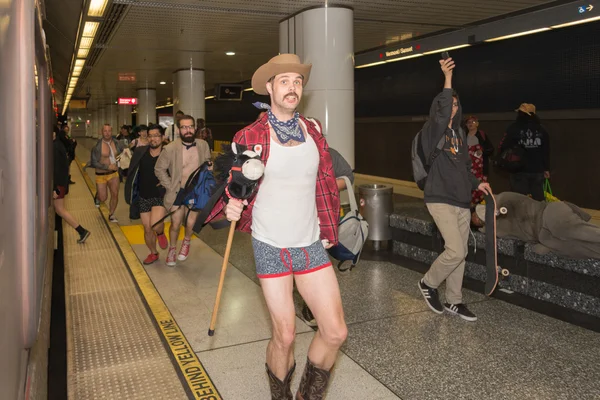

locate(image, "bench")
[[389, 206, 600, 320]]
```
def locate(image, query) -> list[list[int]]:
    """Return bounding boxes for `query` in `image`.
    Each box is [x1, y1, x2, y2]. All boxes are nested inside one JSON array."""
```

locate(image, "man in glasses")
[[125, 124, 169, 264], [155, 115, 212, 267]]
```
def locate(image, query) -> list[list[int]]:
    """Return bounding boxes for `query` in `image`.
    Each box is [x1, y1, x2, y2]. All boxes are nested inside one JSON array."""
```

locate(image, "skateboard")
[[484, 193, 510, 296]]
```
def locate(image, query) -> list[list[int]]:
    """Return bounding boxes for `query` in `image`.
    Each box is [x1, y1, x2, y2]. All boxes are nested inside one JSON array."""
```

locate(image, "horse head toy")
[[215, 142, 265, 202]]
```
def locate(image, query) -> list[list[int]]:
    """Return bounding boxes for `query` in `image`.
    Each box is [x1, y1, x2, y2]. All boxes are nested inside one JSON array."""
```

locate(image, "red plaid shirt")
[[206, 114, 340, 245]]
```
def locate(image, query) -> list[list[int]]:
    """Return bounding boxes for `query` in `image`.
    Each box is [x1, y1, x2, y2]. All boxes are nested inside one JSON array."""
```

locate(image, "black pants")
[[510, 172, 545, 201]]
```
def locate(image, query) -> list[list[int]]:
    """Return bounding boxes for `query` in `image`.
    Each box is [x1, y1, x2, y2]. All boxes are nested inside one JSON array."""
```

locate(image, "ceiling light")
[[88, 0, 109, 17], [77, 48, 89, 58], [79, 37, 93, 49], [484, 28, 550, 42], [386, 53, 424, 63], [225, 52, 235, 56], [243, 87, 253, 92], [355, 61, 386, 69], [75, 59, 85, 67], [205, 95, 215, 99], [159, 81, 166, 85], [551, 15, 600, 29], [73, 66, 83, 73], [422, 44, 471, 55], [82, 21, 100, 38]]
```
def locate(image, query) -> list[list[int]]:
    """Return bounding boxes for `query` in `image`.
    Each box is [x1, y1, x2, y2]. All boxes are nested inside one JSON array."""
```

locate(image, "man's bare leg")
[[96, 182, 108, 203], [169, 207, 184, 247], [259, 274, 296, 379], [107, 176, 120, 216], [185, 209, 198, 240], [295, 266, 347, 370]]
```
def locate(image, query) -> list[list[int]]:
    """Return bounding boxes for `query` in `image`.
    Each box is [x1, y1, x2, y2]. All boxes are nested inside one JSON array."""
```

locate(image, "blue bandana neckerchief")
[[253, 101, 305, 144]]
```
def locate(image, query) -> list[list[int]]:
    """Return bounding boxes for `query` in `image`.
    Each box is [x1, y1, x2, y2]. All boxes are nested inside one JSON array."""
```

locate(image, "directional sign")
[[118, 97, 138, 105], [579, 4, 594, 13]]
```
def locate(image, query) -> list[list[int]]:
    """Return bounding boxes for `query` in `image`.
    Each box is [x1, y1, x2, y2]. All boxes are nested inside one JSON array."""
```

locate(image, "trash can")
[[358, 184, 393, 250]]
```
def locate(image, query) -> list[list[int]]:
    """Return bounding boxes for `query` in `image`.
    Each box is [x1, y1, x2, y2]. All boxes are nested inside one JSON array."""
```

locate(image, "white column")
[[107, 104, 118, 132], [137, 88, 157, 126], [96, 108, 106, 138], [280, 6, 355, 168], [173, 68, 205, 121], [120, 104, 132, 126]]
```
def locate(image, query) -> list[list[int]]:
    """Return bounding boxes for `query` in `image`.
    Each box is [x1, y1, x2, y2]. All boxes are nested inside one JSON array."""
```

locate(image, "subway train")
[[1, 1, 56, 399]]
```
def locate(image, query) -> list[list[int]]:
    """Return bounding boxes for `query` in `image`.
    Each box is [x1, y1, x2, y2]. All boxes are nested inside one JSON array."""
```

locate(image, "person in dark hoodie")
[[417, 57, 491, 322], [499, 104, 550, 201], [53, 128, 90, 243]]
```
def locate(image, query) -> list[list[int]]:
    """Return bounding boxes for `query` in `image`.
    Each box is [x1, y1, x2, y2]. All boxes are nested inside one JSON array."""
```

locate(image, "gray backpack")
[[327, 177, 369, 272], [411, 126, 446, 190]]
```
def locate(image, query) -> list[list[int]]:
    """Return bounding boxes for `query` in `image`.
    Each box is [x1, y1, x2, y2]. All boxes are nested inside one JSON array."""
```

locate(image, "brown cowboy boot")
[[295, 358, 331, 400], [266, 362, 296, 400]]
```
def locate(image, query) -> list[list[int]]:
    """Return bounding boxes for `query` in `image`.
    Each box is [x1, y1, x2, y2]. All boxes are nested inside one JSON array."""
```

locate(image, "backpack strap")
[[341, 176, 358, 213], [428, 134, 446, 164]]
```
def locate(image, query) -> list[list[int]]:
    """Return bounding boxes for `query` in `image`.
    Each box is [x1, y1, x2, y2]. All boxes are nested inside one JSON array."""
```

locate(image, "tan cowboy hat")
[[515, 103, 536, 115], [251, 54, 312, 96]]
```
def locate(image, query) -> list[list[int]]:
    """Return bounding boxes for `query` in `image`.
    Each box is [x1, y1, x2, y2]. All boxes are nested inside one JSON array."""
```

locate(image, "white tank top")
[[252, 132, 320, 248]]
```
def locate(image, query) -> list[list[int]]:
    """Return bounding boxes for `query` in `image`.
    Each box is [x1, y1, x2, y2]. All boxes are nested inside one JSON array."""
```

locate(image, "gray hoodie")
[[421, 88, 480, 209]]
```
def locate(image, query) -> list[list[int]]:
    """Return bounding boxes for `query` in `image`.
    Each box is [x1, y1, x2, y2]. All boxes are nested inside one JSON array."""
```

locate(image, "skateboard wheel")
[[499, 207, 508, 215], [501, 269, 510, 277]]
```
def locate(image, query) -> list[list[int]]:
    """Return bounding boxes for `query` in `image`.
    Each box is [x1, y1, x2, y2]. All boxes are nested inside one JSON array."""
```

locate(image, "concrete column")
[[280, 6, 355, 168], [96, 108, 106, 138], [173, 68, 205, 121], [120, 104, 132, 127], [107, 104, 118, 133], [137, 88, 157, 126]]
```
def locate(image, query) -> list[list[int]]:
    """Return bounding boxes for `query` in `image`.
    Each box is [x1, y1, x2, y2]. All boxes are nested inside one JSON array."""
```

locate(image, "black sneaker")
[[444, 303, 477, 322], [77, 229, 90, 244], [418, 279, 443, 314], [301, 303, 317, 327]]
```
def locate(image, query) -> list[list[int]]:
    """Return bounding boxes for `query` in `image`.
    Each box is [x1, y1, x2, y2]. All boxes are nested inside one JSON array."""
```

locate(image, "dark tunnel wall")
[[205, 21, 600, 209]]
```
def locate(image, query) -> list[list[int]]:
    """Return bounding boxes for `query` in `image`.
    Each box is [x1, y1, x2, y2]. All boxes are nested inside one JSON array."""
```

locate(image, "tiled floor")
[[75, 139, 600, 399]]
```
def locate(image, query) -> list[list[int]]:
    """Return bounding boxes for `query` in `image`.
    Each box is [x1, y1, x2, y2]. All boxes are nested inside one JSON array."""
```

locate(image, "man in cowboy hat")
[[206, 54, 346, 399]]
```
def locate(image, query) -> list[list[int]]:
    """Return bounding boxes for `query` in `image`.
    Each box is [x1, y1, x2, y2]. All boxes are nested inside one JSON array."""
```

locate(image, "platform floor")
[[67, 138, 600, 399]]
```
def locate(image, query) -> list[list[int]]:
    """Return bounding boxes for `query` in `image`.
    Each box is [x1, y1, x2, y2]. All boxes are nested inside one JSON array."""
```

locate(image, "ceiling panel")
[[44, 0, 556, 110]]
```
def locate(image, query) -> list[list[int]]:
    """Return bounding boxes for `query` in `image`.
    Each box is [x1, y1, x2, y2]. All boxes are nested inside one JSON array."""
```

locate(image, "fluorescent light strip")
[[79, 37, 93, 49], [88, 0, 109, 17], [386, 53, 424, 63], [82, 21, 99, 38], [205, 95, 215, 100], [243, 88, 254, 92], [484, 27, 550, 42], [422, 44, 470, 55], [551, 15, 600, 29], [71, 70, 81, 77], [355, 60, 386, 69], [156, 103, 174, 109], [75, 59, 85, 67], [77, 48, 89, 58]]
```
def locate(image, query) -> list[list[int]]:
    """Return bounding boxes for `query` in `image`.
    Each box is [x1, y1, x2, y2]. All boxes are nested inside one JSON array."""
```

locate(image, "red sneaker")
[[143, 253, 159, 265], [156, 233, 168, 250], [178, 238, 191, 261], [166, 247, 177, 267]]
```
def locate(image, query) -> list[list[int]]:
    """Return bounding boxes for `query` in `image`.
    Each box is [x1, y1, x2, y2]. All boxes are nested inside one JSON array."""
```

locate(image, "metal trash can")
[[358, 184, 393, 250]]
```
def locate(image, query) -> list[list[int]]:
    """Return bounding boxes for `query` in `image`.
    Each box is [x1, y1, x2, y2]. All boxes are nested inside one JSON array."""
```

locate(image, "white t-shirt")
[[252, 133, 320, 248]]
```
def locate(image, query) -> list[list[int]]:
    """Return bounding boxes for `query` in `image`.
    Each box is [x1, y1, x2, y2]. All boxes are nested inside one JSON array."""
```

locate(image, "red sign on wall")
[[118, 98, 138, 105]]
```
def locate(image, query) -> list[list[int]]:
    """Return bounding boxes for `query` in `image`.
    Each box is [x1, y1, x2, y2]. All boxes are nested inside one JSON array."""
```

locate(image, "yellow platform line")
[[75, 157, 222, 400], [121, 222, 197, 245]]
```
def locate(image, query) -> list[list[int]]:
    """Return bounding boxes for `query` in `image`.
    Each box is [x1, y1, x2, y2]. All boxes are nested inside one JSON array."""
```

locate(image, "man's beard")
[[181, 134, 195, 143]]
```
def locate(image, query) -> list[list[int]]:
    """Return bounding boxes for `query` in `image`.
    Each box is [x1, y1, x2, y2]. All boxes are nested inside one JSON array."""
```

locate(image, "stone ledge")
[[468, 230, 524, 257], [524, 244, 600, 277]]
